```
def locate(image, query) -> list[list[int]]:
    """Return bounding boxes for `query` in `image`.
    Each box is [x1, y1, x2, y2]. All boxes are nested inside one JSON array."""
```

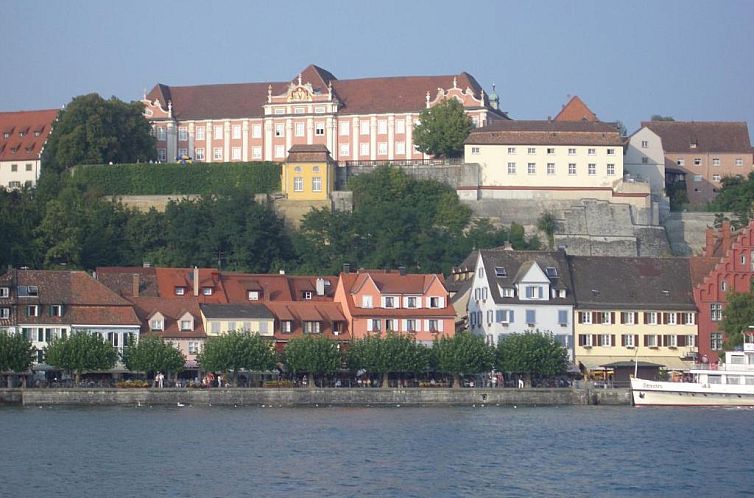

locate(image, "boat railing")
[[691, 362, 754, 372]]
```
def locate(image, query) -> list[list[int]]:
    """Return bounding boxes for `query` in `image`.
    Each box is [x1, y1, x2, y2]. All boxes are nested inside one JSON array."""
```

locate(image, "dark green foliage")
[[197, 332, 275, 386], [0, 331, 35, 373], [284, 335, 342, 387], [708, 172, 754, 227], [44, 332, 118, 384], [496, 331, 568, 379], [650, 115, 675, 121], [433, 332, 495, 387], [667, 180, 689, 212], [412, 98, 473, 158], [348, 334, 430, 386], [122, 336, 185, 378], [537, 211, 557, 249], [68, 162, 280, 195], [42, 93, 156, 174], [720, 290, 754, 350]]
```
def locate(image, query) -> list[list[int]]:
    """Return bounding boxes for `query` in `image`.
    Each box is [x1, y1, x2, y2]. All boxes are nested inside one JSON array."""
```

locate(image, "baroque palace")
[[142, 64, 507, 164]]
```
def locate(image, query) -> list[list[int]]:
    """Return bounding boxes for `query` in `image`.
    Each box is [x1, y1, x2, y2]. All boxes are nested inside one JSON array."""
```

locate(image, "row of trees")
[[0, 330, 568, 388]]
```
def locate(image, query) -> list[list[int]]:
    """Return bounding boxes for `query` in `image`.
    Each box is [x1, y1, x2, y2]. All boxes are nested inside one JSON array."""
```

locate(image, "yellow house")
[[199, 303, 275, 337], [280, 144, 335, 201]]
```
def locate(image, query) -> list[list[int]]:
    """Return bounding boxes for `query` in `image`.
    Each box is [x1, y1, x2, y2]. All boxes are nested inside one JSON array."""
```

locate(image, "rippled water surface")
[[1, 405, 752, 497]]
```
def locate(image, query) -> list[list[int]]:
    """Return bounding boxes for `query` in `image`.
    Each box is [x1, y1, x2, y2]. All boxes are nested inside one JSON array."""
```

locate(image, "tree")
[[197, 332, 275, 386], [284, 336, 342, 388], [709, 172, 754, 228], [720, 290, 754, 350], [122, 335, 185, 380], [537, 211, 558, 249], [44, 332, 117, 384], [496, 331, 568, 383], [42, 93, 156, 174], [413, 98, 473, 158], [433, 332, 495, 388], [0, 332, 36, 387], [650, 115, 675, 121], [348, 334, 429, 387]]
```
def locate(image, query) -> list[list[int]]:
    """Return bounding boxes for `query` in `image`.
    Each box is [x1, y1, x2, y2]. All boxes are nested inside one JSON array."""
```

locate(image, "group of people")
[[201, 372, 225, 388]]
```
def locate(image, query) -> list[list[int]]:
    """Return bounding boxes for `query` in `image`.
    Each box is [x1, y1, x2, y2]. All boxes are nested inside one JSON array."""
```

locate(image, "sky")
[[2, 0, 753, 136]]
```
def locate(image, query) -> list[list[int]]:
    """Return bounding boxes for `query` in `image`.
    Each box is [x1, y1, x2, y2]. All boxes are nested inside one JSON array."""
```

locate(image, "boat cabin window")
[[729, 355, 745, 365], [707, 375, 722, 384]]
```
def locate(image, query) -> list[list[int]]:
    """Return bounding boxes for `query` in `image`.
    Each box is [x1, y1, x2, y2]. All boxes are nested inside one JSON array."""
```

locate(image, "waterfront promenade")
[[0, 387, 629, 406]]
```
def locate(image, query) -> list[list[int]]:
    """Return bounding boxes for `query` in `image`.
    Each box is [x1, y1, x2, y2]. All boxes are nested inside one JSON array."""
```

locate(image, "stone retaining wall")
[[4, 388, 630, 407]]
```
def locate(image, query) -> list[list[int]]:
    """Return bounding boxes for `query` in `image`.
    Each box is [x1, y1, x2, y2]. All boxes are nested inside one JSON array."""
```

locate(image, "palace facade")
[[142, 65, 507, 164]]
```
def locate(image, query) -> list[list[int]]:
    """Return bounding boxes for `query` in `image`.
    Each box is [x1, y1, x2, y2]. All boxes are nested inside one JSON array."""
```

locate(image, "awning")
[[578, 355, 693, 370]]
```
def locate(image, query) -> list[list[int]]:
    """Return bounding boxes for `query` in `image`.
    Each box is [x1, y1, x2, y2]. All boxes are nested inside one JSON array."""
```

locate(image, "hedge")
[[67, 161, 281, 195]]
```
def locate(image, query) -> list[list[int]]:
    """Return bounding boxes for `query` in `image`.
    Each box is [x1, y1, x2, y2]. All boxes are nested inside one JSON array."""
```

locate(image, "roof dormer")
[[178, 312, 194, 332], [149, 312, 165, 331]]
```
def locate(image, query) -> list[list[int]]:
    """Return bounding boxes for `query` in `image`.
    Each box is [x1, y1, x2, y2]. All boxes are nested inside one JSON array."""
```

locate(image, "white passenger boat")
[[631, 333, 754, 407]]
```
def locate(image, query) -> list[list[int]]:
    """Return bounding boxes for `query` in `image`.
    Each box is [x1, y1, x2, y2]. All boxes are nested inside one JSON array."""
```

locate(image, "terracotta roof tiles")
[[466, 120, 623, 146], [0, 109, 57, 162], [554, 96, 598, 122], [642, 121, 752, 154]]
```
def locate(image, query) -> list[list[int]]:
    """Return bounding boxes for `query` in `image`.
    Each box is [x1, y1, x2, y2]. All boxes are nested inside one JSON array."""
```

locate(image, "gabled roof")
[[345, 270, 443, 295], [466, 120, 622, 146], [554, 96, 598, 122], [641, 121, 752, 154], [479, 250, 575, 305], [0, 270, 133, 306], [199, 303, 274, 320], [95, 266, 159, 297], [129, 296, 205, 338], [0, 109, 58, 161], [568, 256, 695, 310], [286, 144, 333, 163]]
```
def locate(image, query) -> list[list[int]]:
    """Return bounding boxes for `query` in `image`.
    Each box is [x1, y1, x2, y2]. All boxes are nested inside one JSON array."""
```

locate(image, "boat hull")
[[631, 378, 754, 407]]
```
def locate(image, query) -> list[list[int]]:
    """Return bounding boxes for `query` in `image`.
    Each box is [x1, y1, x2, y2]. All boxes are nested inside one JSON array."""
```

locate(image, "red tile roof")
[[466, 120, 623, 146], [642, 121, 752, 154], [146, 66, 488, 120], [128, 296, 206, 338], [0, 109, 58, 161], [554, 96, 598, 122]]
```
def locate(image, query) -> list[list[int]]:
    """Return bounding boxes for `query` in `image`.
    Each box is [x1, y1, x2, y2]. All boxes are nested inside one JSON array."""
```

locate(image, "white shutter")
[[401, 319, 407, 331], [439, 297, 445, 307], [424, 319, 430, 331], [367, 319, 373, 332], [381, 296, 387, 308], [438, 320, 444, 332]]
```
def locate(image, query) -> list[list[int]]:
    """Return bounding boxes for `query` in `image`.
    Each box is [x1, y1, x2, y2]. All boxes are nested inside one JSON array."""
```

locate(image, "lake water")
[[1, 405, 752, 497]]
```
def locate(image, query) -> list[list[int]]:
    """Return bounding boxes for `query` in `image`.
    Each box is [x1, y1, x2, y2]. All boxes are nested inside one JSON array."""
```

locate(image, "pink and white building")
[[142, 65, 507, 164]]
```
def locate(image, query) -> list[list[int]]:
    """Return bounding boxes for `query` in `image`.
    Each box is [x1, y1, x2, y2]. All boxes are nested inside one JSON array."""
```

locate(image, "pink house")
[[334, 268, 456, 344]]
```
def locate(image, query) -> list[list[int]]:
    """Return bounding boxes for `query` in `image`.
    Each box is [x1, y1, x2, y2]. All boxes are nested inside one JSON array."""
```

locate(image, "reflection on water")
[[1, 405, 752, 497]]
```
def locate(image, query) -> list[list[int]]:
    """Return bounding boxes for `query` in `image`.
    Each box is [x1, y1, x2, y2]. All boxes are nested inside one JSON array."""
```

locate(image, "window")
[[27, 305, 39, 317], [599, 334, 612, 347], [196, 126, 205, 140], [712, 158, 720, 166], [711, 333, 723, 351], [527, 147, 536, 155], [693, 175, 702, 182], [25, 163, 32, 171], [151, 318, 164, 331], [645, 334, 658, 347], [315, 122, 325, 136], [528, 163, 536, 175], [214, 125, 223, 140], [580, 312, 592, 324], [736, 158, 744, 166], [227, 322, 237, 332], [645, 312, 658, 325], [429, 297, 441, 308], [641, 157, 649, 164], [303, 291, 312, 300], [281, 320, 292, 333], [623, 334, 635, 348], [568, 163, 576, 175], [178, 127, 188, 141], [377, 120, 387, 134], [568, 148, 576, 155], [547, 163, 555, 175], [588, 163, 596, 175], [428, 319, 439, 333], [495, 266, 507, 277], [252, 147, 262, 159], [588, 148, 596, 155], [525, 286, 543, 299], [293, 177, 303, 192], [713, 174, 721, 182], [558, 310, 568, 326], [275, 124, 284, 137], [338, 143, 350, 157], [501, 287, 514, 298], [607, 148, 615, 155], [228, 124, 240, 139], [710, 303, 722, 321], [0, 308, 8, 319], [667, 334, 677, 347], [507, 147, 516, 154], [471, 147, 480, 155], [395, 142, 406, 155], [295, 122, 305, 137], [694, 158, 701, 166], [607, 163, 615, 176], [579, 334, 593, 347], [275, 145, 285, 158], [213, 148, 223, 161], [339, 122, 349, 136], [252, 124, 262, 138], [386, 319, 397, 332], [248, 291, 259, 301], [621, 311, 636, 325], [378, 142, 388, 155], [50, 305, 62, 317], [406, 296, 416, 308], [158, 149, 167, 162], [525, 309, 536, 325], [360, 121, 369, 135], [195, 148, 205, 161], [361, 295, 373, 308], [496, 309, 514, 323], [312, 177, 322, 192], [406, 319, 417, 332], [188, 341, 199, 354], [641, 140, 648, 148], [178, 147, 188, 159], [0, 287, 8, 298], [507, 162, 516, 174], [202, 287, 213, 296], [396, 120, 405, 134], [232, 147, 241, 160], [546, 148, 555, 155], [155, 127, 166, 141], [360, 143, 369, 156]]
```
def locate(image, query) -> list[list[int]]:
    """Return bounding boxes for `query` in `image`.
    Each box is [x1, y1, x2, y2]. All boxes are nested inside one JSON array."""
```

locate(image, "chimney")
[[343, 263, 351, 274], [132, 273, 140, 297], [193, 266, 199, 297], [399, 266, 406, 276], [279, 269, 285, 275], [704, 226, 715, 257], [722, 221, 732, 252], [316, 278, 325, 296]]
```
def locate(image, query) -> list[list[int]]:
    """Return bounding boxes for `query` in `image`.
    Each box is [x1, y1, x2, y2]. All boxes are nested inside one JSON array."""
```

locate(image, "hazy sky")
[[2, 0, 752, 135]]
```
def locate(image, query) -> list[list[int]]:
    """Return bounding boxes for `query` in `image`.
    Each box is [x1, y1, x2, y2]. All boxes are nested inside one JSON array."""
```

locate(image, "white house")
[[467, 249, 575, 360]]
